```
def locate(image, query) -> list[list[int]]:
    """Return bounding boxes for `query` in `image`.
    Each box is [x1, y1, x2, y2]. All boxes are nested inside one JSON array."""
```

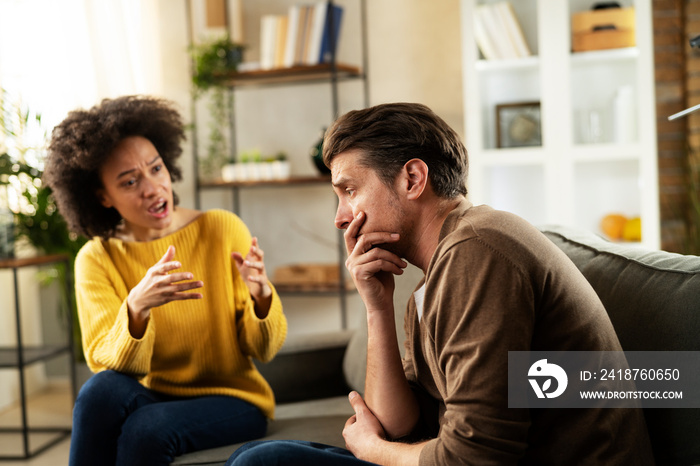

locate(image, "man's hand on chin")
[[343, 212, 407, 312]]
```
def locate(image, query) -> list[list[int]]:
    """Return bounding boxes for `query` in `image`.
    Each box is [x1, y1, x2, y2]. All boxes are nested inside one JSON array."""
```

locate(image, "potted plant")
[[0, 88, 87, 358], [189, 35, 245, 180]]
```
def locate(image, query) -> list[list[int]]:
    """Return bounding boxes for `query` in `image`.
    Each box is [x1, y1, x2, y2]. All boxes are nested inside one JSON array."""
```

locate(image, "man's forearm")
[[362, 436, 427, 466], [364, 308, 420, 439]]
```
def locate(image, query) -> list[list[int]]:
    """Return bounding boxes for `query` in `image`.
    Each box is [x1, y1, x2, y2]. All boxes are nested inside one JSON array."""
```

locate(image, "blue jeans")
[[69, 370, 267, 466], [225, 440, 379, 466]]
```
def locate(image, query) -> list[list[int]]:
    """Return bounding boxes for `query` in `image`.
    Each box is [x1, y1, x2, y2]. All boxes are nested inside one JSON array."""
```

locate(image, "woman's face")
[[98, 136, 175, 241]]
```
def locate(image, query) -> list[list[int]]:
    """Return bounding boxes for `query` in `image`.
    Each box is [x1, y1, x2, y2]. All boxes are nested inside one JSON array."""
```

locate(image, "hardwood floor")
[[0, 380, 72, 465]]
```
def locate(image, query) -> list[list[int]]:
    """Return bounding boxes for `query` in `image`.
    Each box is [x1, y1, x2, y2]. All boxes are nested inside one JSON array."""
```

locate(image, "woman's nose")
[[141, 175, 158, 197]]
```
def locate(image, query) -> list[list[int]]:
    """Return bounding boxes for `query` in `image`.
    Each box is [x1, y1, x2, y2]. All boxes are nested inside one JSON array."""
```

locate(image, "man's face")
[[331, 150, 407, 255]]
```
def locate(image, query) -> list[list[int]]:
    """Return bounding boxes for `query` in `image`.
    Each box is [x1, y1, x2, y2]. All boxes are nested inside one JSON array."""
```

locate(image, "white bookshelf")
[[461, 0, 660, 248]]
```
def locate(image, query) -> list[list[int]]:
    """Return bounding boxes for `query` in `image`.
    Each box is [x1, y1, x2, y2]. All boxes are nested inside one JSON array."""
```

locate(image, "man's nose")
[[334, 203, 352, 230]]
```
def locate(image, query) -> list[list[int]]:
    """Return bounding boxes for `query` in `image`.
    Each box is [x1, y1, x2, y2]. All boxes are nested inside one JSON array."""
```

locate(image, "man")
[[227, 103, 654, 465]]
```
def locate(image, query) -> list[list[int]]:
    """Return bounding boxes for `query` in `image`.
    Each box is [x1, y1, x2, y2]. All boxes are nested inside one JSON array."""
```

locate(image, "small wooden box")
[[273, 263, 340, 285], [572, 7, 635, 52]]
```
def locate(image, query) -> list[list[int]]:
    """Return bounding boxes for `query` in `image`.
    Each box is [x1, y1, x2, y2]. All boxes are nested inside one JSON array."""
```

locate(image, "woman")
[[44, 95, 287, 465]]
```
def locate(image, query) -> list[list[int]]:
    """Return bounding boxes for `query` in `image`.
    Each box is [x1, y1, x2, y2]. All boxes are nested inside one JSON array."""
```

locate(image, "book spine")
[[295, 6, 309, 66], [284, 5, 300, 68], [319, 4, 344, 64], [275, 15, 289, 68], [497, 1, 531, 58], [302, 5, 316, 65], [260, 15, 278, 70], [473, 6, 499, 60], [306, 1, 329, 65]]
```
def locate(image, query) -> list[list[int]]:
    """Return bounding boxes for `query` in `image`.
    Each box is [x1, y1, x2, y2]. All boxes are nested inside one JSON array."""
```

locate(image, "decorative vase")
[[310, 128, 331, 175]]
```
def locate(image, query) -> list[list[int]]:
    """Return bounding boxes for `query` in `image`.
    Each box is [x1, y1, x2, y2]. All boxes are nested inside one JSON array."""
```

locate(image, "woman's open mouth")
[[148, 200, 169, 219]]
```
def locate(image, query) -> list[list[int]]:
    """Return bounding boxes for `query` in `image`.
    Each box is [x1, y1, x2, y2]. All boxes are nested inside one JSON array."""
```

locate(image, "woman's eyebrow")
[[116, 156, 161, 179]]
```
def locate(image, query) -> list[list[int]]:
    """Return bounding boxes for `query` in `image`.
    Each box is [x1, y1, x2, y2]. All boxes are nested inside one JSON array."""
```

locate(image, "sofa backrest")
[[540, 225, 700, 466]]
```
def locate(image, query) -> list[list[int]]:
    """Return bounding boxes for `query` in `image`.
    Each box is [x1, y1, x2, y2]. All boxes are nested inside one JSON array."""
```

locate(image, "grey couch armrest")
[[254, 330, 354, 403], [539, 225, 700, 466]]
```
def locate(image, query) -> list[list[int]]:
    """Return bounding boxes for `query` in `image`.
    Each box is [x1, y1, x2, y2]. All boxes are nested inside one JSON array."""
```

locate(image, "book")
[[318, 3, 344, 64], [474, 2, 530, 60], [481, 4, 518, 59], [260, 15, 278, 70], [283, 5, 301, 68], [496, 1, 531, 58], [301, 5, 316, 65], [306, 1, 329, 65], [274, 15, 289, 68], [294, 5, 310, 66], [473, 7, 499, 60]]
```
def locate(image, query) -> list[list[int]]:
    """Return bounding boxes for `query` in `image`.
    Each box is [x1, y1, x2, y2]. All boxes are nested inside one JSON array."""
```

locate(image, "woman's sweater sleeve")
[[236, 284, 286, 363], [75, 241, 156, 376], [225, 213, 287, 364]]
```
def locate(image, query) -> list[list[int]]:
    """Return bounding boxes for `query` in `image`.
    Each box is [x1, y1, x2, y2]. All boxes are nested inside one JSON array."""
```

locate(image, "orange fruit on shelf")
[[622, 217, 642, 242], [600, 213, 628, 240]]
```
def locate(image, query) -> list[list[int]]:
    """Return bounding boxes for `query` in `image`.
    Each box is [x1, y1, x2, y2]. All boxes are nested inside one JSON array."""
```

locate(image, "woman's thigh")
[[117, 394, 267, 466]]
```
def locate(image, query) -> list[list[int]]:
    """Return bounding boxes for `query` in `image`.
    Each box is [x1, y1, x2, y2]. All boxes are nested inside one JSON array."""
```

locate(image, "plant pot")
[[271, 161, 291, 179], [221, 164, 237, 182]]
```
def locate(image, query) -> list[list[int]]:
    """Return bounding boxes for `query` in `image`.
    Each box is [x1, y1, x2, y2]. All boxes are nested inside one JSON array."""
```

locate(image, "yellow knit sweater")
[[74, 209, 287, 419]]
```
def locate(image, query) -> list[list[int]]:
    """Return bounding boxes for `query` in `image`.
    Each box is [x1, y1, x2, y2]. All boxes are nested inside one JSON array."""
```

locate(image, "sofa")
[[172, 225, 700, 466]]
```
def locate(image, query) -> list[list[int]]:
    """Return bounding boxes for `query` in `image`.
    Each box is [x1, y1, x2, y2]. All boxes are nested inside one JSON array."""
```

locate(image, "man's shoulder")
[[441, 204, 541, 250]]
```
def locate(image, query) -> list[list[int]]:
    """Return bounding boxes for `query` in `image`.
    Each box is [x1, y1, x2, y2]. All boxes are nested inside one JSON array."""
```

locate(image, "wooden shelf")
[[0, 253, 69, 269], [218, 63, 362, 87], [199, 175, 331, 189], [274, 281, 355, 294]]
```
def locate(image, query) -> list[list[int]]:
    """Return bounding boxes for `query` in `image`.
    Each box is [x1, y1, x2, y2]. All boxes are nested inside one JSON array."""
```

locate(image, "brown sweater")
[[402, 200, 654, 465]]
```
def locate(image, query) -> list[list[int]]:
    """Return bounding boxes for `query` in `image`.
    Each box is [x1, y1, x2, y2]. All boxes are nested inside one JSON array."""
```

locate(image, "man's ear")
[[97, 189, 113, 208], [403, 159, 429, 200]]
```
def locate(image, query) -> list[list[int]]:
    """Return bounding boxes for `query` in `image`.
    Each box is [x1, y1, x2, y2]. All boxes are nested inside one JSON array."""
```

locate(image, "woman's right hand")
[[126, 245, 203, 338]]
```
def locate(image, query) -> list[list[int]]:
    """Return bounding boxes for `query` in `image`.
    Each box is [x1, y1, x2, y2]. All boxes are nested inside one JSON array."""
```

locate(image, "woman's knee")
[[115, 407, 182, 465], [74, 370, 148, 421]]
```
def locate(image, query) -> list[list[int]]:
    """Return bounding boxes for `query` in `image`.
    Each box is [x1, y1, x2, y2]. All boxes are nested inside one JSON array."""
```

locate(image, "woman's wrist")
[[252, 289, 272, 319], [126, 296, 150, 338]]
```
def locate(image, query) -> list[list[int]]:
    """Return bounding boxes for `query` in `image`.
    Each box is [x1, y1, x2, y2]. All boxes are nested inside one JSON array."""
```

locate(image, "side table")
[[0, 254, 76, 460]]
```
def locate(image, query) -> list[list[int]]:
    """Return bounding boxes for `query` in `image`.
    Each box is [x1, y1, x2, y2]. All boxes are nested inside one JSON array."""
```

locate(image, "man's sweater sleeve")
[[418, 239, 535, 465]]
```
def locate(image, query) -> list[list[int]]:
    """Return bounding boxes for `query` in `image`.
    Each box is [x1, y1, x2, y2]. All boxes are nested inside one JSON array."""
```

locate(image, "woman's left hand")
[[232, 237, 273, 318]]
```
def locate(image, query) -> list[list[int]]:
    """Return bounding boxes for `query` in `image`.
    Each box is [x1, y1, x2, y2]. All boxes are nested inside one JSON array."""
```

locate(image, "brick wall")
[[654, 0, 687, 252], [685, 0, 700, 253], [654, 0, 700, 252]]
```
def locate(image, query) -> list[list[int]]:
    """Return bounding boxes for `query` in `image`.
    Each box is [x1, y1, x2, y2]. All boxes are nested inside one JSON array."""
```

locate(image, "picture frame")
[[496, 101, 542, 148]]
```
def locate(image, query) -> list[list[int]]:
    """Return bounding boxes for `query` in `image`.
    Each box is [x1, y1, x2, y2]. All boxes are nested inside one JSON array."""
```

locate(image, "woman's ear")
[[97, 189, 113, 208], [403, 159, 429, 200]]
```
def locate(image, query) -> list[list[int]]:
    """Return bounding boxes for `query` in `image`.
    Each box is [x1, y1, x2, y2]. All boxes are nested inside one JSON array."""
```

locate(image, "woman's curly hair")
[[44, 95, 185, 239]]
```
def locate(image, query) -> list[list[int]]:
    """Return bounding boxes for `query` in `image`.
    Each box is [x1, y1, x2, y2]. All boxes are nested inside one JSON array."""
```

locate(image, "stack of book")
[[473, 1, 531, 60], [260, 1, 344, 70]]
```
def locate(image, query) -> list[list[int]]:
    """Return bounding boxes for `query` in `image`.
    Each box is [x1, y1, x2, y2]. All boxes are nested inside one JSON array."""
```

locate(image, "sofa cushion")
[[255, 330, 353, 403], [540, 225, 700, 466]]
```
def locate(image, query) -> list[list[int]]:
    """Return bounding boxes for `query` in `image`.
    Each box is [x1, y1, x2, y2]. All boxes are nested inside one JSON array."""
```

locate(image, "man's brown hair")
[[322, 102, 468, 198]]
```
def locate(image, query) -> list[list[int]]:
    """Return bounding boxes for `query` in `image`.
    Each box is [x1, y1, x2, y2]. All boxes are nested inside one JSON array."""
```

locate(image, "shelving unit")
[[187, 0, 368, 330], [461, 0, 660, 248], [0, 254, 76, 460]]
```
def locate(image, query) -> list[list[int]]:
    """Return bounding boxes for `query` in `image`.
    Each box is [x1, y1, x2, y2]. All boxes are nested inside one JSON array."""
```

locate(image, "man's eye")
[[153, 164, 163, 173]]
